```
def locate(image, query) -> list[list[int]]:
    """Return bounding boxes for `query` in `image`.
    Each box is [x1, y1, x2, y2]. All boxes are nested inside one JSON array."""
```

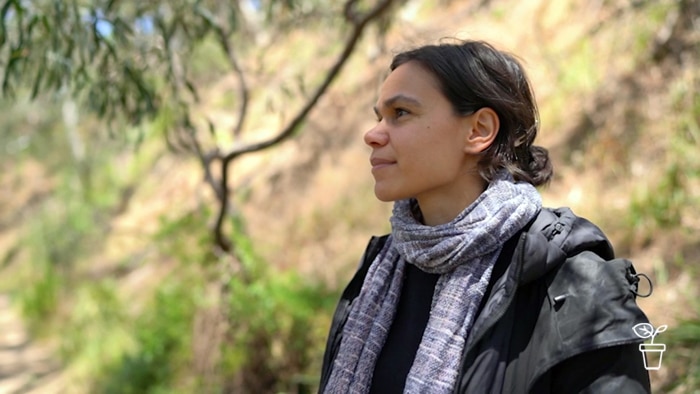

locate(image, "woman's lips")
[[370, 157, 396, 171]]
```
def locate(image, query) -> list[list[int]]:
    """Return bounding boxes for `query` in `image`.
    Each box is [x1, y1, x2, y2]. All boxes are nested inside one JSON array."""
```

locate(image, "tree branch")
[[216, 27, 249, 139], [220, 0, 395, 163], [197, 3, 250, 140], [210, 0, 397, 252]]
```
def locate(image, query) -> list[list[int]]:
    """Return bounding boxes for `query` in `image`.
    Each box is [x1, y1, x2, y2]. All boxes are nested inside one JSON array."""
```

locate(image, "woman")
[[319, 40, 651, 393]]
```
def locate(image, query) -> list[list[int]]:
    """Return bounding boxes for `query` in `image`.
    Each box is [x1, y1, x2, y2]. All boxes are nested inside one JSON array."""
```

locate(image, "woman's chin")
[[373, 186, 406, 202]]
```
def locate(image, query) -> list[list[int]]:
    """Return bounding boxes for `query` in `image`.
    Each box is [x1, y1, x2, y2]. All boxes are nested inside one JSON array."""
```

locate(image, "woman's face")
[[364, 61, 478, 203]]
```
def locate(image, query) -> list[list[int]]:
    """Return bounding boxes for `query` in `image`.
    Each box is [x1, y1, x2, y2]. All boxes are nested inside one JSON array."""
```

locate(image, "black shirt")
[[369, 263, 440, 393]]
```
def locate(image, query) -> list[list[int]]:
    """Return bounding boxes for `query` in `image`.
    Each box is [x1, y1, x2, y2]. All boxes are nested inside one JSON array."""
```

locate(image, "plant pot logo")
[[633, 323, 667, 370]]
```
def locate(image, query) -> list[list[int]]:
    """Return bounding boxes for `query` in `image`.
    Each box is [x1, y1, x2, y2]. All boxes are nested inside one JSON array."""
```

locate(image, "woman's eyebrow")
[[373, 94, 422, 115]]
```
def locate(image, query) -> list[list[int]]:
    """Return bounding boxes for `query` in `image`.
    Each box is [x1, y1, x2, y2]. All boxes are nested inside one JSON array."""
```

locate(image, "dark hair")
[[390, 39, 553, 186]]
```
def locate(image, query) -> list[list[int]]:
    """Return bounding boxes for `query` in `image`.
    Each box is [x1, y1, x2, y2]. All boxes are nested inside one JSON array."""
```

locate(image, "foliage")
[[626, 70, 700, 239], [72, 209, 338, 393], [17, 158, 119, 334], [0, 0, 304, 125], [2, 97, 151, 385], [0, 0, 392, 151], [660, 305, 700, 392], [17, 255, 60, 334], [219, 213, 338, 392], [96, 281, 199, 394], [60, 279, 133, 386], [628, 163, 687, 229]]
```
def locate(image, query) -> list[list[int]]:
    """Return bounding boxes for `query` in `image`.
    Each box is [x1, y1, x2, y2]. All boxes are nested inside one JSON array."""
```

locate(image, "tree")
[[0, 0, 398, 255]]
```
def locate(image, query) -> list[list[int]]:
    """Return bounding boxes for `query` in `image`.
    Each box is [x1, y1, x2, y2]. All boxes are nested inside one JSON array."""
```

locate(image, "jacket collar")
[[518, 207, 614, 285], [463, 207, 614, 353]]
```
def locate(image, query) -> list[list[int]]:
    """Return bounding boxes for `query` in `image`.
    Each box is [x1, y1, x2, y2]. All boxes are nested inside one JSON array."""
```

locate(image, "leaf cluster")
[[0, 0, 310, 128]]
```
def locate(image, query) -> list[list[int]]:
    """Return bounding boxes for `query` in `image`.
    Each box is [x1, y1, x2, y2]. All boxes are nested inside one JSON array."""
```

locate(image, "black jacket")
[[319, 208, 651, 393]]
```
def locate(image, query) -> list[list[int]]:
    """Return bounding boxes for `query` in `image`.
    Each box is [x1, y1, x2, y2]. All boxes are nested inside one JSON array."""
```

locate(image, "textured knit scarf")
[[324, 173, 542, 394]]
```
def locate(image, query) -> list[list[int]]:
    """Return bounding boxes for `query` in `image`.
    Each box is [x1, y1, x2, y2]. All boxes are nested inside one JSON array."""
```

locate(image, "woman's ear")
[[464, 107, 499, 154]]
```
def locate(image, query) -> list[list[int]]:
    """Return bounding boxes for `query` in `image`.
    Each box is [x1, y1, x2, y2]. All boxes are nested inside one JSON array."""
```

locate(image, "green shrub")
[[96, 281, 198, 394], [660, 312, 700, 392], [16, 168, 114, 335], [218, 214, 338, 393], [18, 262, 60, 333]]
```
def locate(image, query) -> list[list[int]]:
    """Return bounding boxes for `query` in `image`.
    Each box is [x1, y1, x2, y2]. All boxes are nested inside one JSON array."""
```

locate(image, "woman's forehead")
[[378, 62, 442, 100]]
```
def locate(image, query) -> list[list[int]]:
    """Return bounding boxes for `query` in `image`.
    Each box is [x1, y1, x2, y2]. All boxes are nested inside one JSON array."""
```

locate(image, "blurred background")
[[0, 0, 698, 392]]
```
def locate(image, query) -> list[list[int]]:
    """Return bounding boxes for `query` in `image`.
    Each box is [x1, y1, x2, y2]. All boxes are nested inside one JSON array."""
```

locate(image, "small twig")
[[217, 27, 249, 140]]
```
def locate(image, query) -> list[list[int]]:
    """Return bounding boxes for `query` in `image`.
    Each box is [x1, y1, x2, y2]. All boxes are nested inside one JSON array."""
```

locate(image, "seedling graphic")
[[633, 323, 668, 370]]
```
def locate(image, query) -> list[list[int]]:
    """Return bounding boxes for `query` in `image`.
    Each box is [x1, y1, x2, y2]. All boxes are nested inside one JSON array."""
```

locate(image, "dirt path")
[[0, 295, 64, 394]]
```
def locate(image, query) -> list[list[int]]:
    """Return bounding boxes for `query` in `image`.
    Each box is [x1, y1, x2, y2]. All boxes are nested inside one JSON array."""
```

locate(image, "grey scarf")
[[325, 173, 542, 393]]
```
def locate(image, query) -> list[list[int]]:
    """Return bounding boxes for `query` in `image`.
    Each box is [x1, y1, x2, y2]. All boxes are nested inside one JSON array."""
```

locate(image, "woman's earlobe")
[[465, 107, 499, 154]]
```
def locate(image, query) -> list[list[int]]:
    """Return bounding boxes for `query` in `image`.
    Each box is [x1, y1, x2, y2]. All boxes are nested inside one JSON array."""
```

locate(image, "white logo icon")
[[633, 323, 667, 370]]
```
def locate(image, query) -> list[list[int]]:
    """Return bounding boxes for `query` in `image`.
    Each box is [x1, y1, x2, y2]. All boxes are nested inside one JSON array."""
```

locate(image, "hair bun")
[[527, 145, 553, 186]]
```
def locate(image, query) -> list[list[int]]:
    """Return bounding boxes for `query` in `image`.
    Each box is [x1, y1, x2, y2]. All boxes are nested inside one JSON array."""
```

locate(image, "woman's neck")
[[416, 175, 487, 226]]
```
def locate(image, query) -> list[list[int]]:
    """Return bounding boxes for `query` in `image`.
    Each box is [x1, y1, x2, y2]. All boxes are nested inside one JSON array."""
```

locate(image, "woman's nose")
[[364, 123, 389, 147]]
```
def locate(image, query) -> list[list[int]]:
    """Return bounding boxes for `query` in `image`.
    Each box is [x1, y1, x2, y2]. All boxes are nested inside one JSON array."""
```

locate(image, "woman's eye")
[[395, 108, 409, 118]]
